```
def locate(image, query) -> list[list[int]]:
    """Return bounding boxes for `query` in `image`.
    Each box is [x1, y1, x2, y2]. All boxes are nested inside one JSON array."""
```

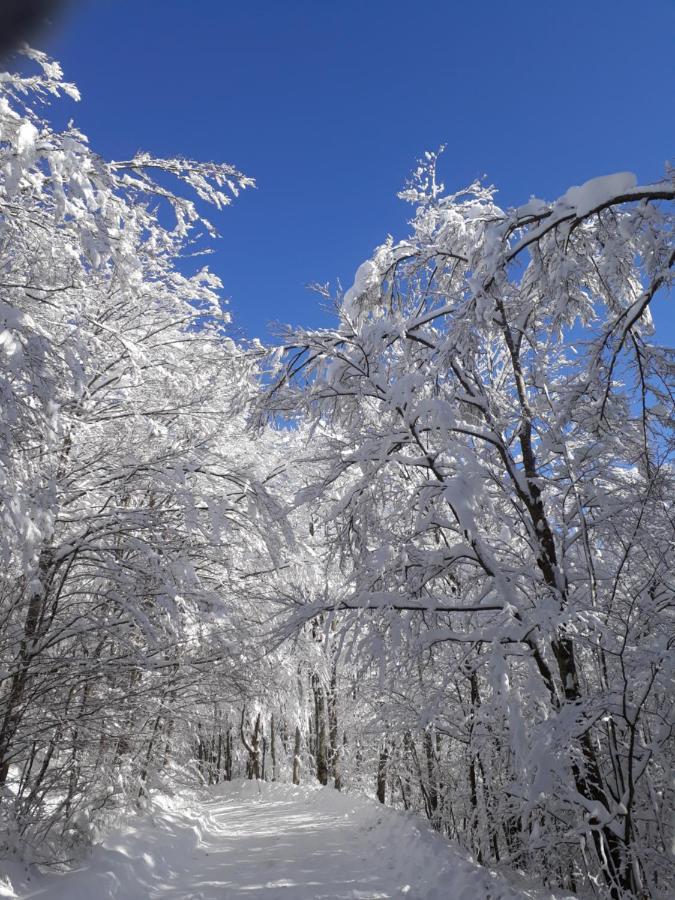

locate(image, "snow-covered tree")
[[0, 48, 289, 857], [3, 44, 674, 900], [262, 151, 675, 897]]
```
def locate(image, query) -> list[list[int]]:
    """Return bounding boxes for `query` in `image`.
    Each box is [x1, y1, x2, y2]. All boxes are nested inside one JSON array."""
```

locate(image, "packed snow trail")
[[1, 781, 574, 900]]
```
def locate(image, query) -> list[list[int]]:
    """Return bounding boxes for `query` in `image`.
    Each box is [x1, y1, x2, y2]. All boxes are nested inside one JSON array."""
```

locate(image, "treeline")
[[0, 52, 673, 900]]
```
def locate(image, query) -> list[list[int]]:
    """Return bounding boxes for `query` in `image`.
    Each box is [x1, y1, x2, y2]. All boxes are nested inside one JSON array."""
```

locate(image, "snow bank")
[[0, 780, 576, 899]]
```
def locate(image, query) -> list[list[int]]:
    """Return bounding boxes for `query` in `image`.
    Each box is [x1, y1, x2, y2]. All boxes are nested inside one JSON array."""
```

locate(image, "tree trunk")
[[240, 709, 261, 780], [312, 674, 328, 785], [423, 727, 439, 827], [0, 550, 54, 787], [376, 743, 388, 805], [270, 714, 277, 782], [327, 664, 340, 789], [292, 725, 301, 785]]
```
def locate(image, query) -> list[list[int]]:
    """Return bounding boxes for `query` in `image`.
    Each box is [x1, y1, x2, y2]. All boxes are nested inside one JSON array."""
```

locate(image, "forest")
[[0, 48, 673, 900]]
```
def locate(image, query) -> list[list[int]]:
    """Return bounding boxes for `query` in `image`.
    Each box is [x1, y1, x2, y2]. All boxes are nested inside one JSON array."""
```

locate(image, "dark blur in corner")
[[0, 0, 68, 57]]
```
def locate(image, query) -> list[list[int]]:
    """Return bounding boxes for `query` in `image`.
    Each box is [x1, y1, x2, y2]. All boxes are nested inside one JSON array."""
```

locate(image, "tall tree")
[[0, 48, 283, 857], [263, 153, 675, 897]]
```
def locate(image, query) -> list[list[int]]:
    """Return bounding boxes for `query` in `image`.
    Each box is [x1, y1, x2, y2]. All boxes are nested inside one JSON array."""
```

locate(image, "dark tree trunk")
[[376, 743, 389, 805], [270, 714, 277, 781], [423, 727, 439, 826], [312, 674, 328, 785], [292, 725, 301, 785], [0, 550, 54, 787]]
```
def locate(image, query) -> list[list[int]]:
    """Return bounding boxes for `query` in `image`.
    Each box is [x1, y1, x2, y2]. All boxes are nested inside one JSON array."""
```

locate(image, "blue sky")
[[42, 0, 674, 342]]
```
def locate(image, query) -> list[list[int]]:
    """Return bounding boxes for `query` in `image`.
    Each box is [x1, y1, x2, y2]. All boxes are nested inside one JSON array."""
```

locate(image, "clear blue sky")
[[40, 0, 674, 341]]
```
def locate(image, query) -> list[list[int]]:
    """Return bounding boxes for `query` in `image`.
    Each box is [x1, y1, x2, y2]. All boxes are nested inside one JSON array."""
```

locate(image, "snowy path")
[[1, 781, 573, 900]]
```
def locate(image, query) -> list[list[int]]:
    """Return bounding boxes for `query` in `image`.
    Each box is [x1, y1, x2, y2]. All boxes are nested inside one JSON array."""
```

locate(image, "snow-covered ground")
[[0, 781, 575, 899]]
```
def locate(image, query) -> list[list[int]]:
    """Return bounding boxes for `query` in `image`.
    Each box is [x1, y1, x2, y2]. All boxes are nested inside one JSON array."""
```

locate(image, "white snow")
[[343, 260, 380, 316], [560, 172, 637, 217], [15, 122, 38, 155], [515, 198, 547, 217], [0, 781, 574, 900]]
